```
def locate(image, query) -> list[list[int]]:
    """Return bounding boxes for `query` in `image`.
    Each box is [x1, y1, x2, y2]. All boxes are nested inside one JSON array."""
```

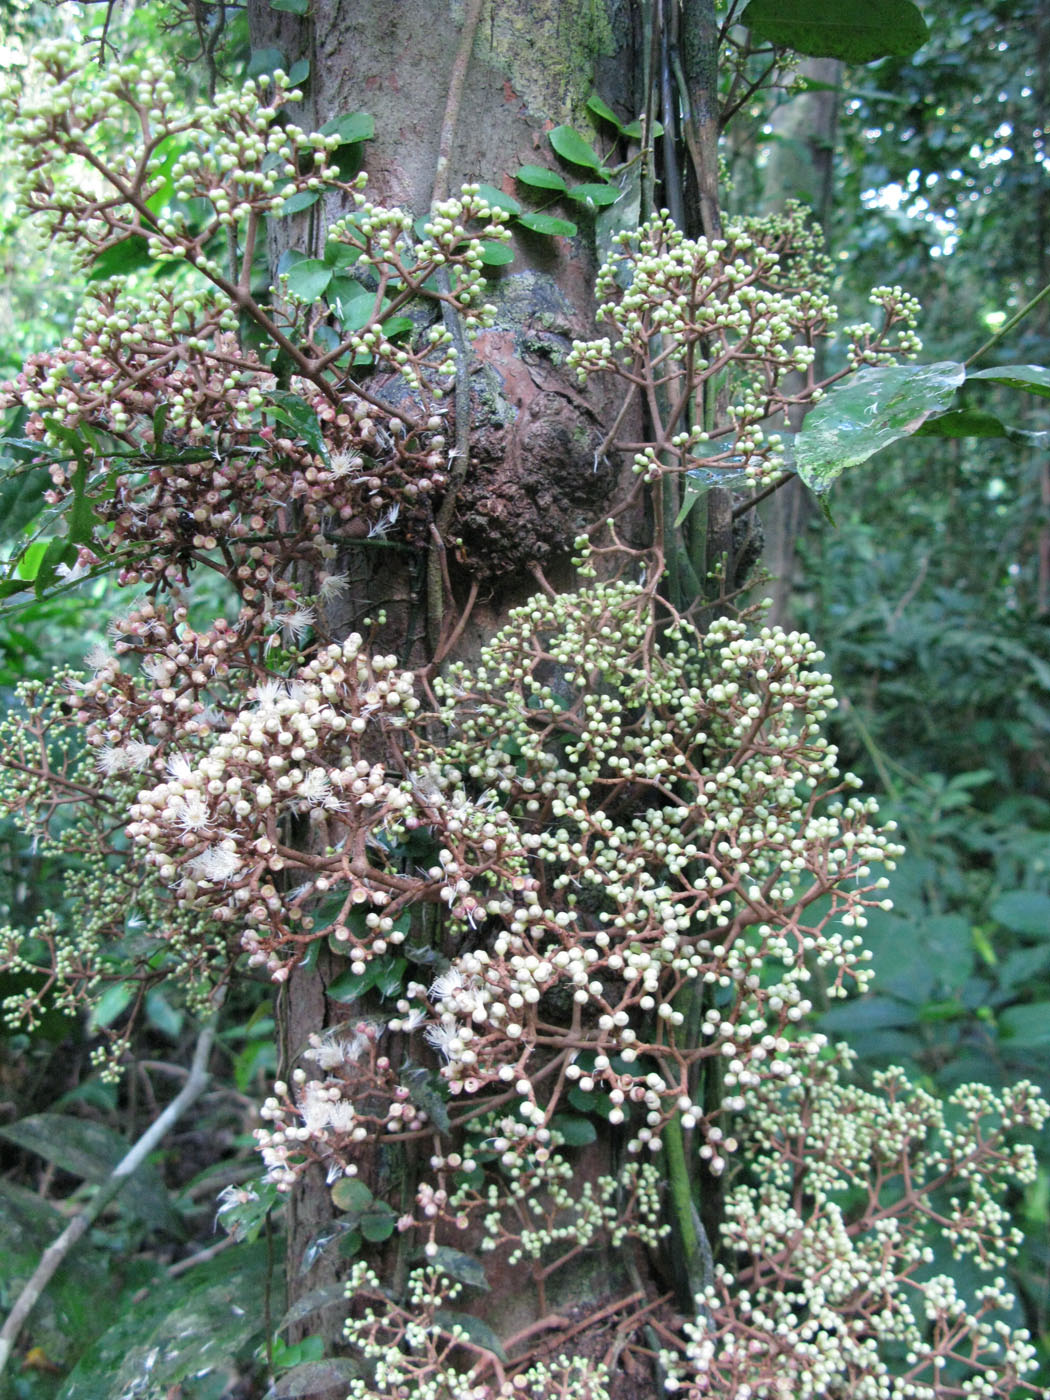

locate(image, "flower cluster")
[[569, 205, 922, 491]]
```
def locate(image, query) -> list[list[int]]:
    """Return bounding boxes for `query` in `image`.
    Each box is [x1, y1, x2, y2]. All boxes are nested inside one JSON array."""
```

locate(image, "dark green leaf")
[[548, 125, 603, 170], [268, 391, 327, 457], [795, 361, 965, 493], [359, 1204, 397, 1242], [433, 1310, 507, 1361], [818, 995, 919, 1033], [328, 281, 377, 330], [516, 212, 578, 237], [319, 112, 375, 146], [968, 363, 1050, 399], [265, 1360, 363, 1400], [271, 0, 309, 13], [287, 58, 311, 86], [280, 190, 321, 215], [514, 164, 568, 191], [430, 1247, 489, 1291], [550, 1114, 598, 1146], [401, 1063, 451, 1135], [0, 1113, 183, 1234], [88, 235, 155, 283], [914, 409, 1009, 438], [324, 239, 362, 270], [740, 0, 929, 62], [326, 965, 378, 1000]]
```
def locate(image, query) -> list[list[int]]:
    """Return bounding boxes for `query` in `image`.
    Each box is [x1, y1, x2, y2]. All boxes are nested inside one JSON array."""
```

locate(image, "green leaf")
[[68, 457, 97, 545], [914, 408, 1009, 438], [247, 47, 286, 79], [287, 58, 311, 86], [476, 184, 521, 217], [998, 1002, 1050, 1049], [0, 461, 51, 541], [331, 1176, 373, 1213], [144, 989, 183, 1040], [279, 1283, 352, 1333], [818, 995, 919, 1033], [514, 164, 568, 191], [284, 258, 333, 303], [88, 235, 155, 283], [358, 1203, 397, 1242], [326, 965, 378, 1000], [0, 1113, 183, 1234], [271, 0, 309, 12], [795, 361, 965, 493], [433, 1310, 507, 1361], [550, 1114, 598, 1146], [381, 314, 414, 339], [990, 890, 1050, 938], [323, 239, 362, 269], [516, 212, 578, 237], [430, 1247, 489, 1291], [620, 117, 663, 140], [740, 0, 929, 62], [88, 980, 135, 1030], [319, 111, 375, 146], [478, 241, 514, 266], [566, 182, 621, 208], [328, 281, 378, 329], [280, 190, 321, 215], [58, 1241, 280, 1400], [968, 363, 1050, 399], [586, 94, 621, 128], [548, 124, 603, 170], [268, 391, 328, 458], [266, 1359, 364, 1399], [401, 1062, 452, 1135], [373, 956, 407, 998]]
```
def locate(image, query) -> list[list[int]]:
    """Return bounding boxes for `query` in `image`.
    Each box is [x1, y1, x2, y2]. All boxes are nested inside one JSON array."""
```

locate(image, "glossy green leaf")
[[514, 164, 568, 191], [795, 361, 965, 493], [433, 1310, 507, 1361], [323, 239, 362, 269], [548, 124, 603, 170], [914, 408, 1009, 438], [0, 1113, 183, 1234], [740, 0, 929, 62], [968, 363, 1050, 399], [284, 258, 333, 303], [516, 212, 577, 237], [430, 1246, 489, 1291], [328, 281, 378, 330], [87, 235, 154, 283], [58, 1241, 279, 1400]]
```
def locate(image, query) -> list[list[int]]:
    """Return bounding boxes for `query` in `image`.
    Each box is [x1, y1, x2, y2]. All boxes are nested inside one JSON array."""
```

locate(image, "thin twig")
[[0, 1013, 220, 1378]]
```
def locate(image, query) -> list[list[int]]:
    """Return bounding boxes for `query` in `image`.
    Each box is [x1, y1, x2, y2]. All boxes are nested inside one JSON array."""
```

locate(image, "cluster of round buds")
[[1, 50, 346, 267], [660, 1064, 1048, 1399], [256, 1023, 431, 1190], [846, 284, 924, 366], [568, 206, 922, 489]]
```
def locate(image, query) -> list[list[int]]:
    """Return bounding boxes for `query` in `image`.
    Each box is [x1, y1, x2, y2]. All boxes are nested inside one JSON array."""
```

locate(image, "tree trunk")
[[247, 0, 647, 1351]]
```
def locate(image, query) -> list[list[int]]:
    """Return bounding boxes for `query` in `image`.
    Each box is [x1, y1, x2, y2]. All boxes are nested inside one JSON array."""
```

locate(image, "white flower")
[[317, 572, 350, 602], [84, 643, 111, 672], [276, 605, 316, 645], [186, 844, 243, 883], [172, 792, 212, 833], [296, 768, 342, 811], [368, 504, 400, 539], [166, 752, 195, 783], [425, 1017, 462, 1062]]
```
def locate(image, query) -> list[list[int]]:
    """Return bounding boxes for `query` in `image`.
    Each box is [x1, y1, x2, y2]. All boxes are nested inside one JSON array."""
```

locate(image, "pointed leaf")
[[968, 363, 1050, 399], [433, 1310, 507, 1361], [915, 409, 1009, 438], [287, 58, 311, 86], [476, 184, 521, 216], [999, 1002, 1050, 1049], [548, 125, 603, 170], [795, 361, 965, 494], [740, 0, 929, 62], [990, 890, 1050, 938], [268, 391, 328, 458], [430, 1247, 490, 1291], [279, 190, 321, 216], [478, 241, 514, 266], [586, 94, 622, 129]]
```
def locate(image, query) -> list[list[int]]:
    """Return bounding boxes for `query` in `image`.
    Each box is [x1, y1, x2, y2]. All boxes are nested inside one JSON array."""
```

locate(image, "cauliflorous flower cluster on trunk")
[[0, 40, 1044, 1400]]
